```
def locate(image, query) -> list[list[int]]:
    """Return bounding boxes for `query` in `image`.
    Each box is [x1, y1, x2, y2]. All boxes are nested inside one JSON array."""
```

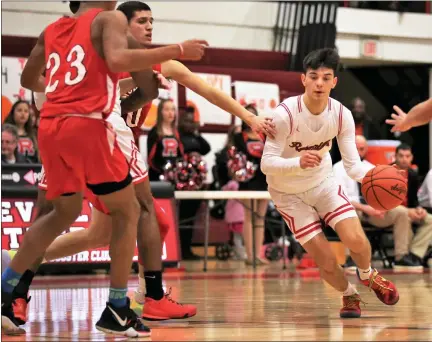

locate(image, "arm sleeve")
[[261, 108, 301, 175], [336, 108, 374, 182]]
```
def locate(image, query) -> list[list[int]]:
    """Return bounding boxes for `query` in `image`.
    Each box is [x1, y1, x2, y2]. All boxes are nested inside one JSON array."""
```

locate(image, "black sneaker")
[[95, 298, 151, 337], [393, 254, 423, 273], [1, 291, 25, 335]]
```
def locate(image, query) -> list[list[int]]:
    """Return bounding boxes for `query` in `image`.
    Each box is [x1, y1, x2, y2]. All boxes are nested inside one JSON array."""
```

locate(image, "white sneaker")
[[134, 289, 145, 305]]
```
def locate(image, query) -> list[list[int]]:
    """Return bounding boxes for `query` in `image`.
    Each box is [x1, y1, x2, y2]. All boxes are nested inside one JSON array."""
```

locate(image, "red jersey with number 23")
[[119, 64, 162, 141], [41, 9, 118, 118]]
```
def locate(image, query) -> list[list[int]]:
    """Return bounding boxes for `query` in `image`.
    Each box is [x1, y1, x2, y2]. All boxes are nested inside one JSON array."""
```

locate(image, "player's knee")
[[53, 196, 82, 224]]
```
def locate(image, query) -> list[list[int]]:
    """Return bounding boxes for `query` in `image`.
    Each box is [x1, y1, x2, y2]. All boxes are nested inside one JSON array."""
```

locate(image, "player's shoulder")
[[328, 97, 352, 117], [275, 95, 300, 120]]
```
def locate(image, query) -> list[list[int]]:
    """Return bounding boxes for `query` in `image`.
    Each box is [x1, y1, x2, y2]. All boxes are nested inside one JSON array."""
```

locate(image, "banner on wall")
[[233, 81, 280, 125], [142, 81, 179, 130], [1, 198, 180, 264], [186, 73, 232, 126], [1, 57, 33, 122]]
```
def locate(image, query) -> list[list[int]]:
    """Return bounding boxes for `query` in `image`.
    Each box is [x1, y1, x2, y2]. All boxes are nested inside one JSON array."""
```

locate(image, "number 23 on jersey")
[[45, 44, 87, 94]]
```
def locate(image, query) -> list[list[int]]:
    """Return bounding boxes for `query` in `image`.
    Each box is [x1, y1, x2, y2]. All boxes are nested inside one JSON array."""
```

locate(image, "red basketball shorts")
[[38, 115, 130, 200]]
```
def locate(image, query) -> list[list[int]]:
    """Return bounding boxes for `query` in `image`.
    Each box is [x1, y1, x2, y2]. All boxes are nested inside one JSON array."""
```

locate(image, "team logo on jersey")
[[246, 141, 264, 158], [289, 140, 331, 152], [162, 138, 178, 157]]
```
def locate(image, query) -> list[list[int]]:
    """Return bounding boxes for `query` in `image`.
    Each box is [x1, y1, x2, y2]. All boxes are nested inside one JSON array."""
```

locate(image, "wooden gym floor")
[[2, 261, 431, 341]]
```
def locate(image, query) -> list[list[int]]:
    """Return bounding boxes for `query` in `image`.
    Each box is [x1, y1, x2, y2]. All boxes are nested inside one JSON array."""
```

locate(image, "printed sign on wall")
[[1, 57, 33, 122], [186, 73, 232, 126], [233, 81, 280, 125]]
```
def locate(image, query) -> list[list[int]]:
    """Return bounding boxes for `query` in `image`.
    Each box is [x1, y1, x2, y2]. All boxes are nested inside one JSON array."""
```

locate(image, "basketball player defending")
[[386, 98, 432, 132], [261, 48, 399, 318], [1, 1, 208, 337]]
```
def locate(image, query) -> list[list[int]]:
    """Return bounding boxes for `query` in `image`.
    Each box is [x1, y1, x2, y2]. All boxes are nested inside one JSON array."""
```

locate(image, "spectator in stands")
[[3, 99, 39, 163], [1, 124, 31, 164], [177, 107, 211, 260], [333, 136, 426, 272], [147, 99, 184, 181], [418, 169, 432, 213], [350, 97, 383, 140], [233, 104, 268, 266], [393, 143, 432, 267]]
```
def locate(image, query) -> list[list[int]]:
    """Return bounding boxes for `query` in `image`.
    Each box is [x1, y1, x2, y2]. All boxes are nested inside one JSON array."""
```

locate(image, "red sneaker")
[[340, 294, 363, 318], [141, 288, 197, 321], [358, 268, 399, 305], [12, 296, 31, 325]]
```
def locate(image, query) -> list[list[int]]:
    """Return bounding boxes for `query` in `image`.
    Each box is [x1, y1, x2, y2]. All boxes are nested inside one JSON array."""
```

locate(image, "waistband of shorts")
[[64, 113, 104, 120]]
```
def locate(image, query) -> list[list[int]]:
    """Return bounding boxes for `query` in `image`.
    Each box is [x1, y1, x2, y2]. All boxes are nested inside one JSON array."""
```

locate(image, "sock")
[[144, 271, 163, 300], [342, 282, 357, 297], [358, 266, 372, 280], [1, 267, 22, 293], [108, 288, 128, 308], [233, 233, 243, 249], [14, 269, 35, 298], [138, 275, 146, 293]]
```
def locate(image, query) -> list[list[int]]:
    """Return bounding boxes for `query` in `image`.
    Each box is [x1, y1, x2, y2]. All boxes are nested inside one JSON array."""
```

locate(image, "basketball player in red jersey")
[[1, 1, 209, 337]]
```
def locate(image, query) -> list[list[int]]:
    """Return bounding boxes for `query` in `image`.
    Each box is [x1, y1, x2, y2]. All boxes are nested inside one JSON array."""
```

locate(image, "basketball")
[[361, 165, 408, 211]]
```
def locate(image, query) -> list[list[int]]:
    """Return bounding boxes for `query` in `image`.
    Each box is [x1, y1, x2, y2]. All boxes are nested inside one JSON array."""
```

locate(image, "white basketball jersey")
[[262, 95, 373, 194]]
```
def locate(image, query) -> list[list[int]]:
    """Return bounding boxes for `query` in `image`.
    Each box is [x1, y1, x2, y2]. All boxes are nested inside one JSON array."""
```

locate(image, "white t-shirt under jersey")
[[261, 95, 374, 194]]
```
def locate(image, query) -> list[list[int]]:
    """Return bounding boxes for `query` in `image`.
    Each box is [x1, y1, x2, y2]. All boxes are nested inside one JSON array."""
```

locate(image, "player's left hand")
[[385, 105, 412, 132], [250, 116, 276, 139], [154, 72, 172, 90]]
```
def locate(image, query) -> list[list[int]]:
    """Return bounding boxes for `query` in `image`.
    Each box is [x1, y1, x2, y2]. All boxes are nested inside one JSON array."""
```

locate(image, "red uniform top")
[[119, 64, 162, 141], [41, 9, 118, 118]]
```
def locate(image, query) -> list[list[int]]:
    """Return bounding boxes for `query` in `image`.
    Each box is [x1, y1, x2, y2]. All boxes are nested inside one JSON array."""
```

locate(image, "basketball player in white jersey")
[[261, 48, 400, 318], [386, 98, 432, 132]]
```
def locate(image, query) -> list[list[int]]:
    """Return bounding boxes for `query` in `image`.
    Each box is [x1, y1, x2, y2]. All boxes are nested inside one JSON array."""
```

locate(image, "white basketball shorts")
[[38, 114, 148, 190], [269, 176, 357, 245]]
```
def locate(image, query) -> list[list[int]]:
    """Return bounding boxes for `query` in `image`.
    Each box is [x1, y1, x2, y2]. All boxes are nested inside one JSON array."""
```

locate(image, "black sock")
[[144, 271, 163, 300], [14, 270, 35, 298]]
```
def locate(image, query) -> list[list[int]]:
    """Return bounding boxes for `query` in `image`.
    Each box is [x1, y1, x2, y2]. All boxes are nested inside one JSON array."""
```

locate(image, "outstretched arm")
[[161, 60, 276, 138], [21, 30, 46, 92], [386, 99, 432, 132]]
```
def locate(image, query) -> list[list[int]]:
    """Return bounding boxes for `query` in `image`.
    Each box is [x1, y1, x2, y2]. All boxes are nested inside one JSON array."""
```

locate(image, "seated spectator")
[[350, 97, 384, 140], [1, 124, 31, 164], [333, 136, 427, 272], [418, 169, 432, 213], [393, 143, 432, 267], [3, 99, 39, 163]]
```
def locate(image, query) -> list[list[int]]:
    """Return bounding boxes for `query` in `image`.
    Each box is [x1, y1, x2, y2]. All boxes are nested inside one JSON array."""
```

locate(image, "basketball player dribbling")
[[1, 1, 208, 337], [261, 48, 399, 318]]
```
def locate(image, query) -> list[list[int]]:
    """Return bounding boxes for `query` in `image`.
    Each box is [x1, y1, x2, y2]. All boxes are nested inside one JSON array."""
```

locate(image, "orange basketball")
[[361, 165, 407, 211]]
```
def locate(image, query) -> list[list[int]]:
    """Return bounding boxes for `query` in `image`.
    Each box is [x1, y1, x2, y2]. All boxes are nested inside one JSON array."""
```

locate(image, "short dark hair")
[[2, 123, 19, 141], [117, 1, 151, 22], [303, 48, 340, 74], [396, 143, 412, 154], [69, 1, 80, 14]]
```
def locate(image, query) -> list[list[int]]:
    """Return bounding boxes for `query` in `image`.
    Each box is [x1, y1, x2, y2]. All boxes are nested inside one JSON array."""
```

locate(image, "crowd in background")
[[2, 96, 431, 267]]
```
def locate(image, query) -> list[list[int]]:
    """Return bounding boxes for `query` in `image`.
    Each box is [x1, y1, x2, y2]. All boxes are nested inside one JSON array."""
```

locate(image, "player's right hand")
[[179, 39, 209, 61], [299, 152, 322, 169]]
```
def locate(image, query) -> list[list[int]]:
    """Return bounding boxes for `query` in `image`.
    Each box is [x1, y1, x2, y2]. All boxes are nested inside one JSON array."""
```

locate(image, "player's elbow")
[[260, 157, 272, 175]]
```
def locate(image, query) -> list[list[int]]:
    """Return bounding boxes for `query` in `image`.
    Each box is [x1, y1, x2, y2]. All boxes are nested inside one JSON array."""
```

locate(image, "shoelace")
[[164, 288, 183, 306], [344, 294, 366, 309], [368, 271, 393, 295]]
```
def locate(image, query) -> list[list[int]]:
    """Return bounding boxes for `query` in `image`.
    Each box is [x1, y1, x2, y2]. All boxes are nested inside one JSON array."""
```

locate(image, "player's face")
[[13, 103, 30, 126], [162, 100, 176, 124], [129, 10, 154, 46], [301, 68, 337, 101], [1, 131, 17, 157], [395, 149, 413, 170]]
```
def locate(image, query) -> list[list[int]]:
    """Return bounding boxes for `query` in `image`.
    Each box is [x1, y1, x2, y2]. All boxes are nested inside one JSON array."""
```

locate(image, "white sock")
[[233, 233, 243, 249], [358, 266, 372, 280], [342, 282, 357, 297], [138, 275, 146, 293]]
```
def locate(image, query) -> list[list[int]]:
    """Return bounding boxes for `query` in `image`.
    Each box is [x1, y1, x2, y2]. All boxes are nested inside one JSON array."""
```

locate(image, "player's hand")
[[250, 116, 276, 139], [385, 105, 412, 133], [299, 152, 322, 169], [408, 208, 422, 222], [415, 207, 427, 220], [363, 205, 385, 219], [154, 72, 172, 90], [178, 39, 209, 61]]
